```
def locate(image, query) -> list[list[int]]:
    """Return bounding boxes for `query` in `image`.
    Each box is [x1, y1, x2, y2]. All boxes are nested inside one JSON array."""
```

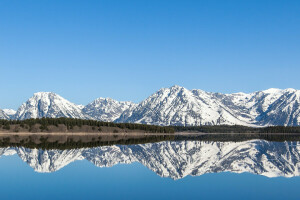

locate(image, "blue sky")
[[1, 0, 300, 109]]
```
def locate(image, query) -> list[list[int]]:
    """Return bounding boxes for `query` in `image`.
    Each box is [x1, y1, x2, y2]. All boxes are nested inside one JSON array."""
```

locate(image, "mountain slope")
[[116, 85, 255, 126], [83, 98, 136, 121], [3, 109, 16, 118], [13, 92, 87, 120], [0, 109, 9, 119], [116, 86, 300, 126], [257, 89, 300, 126], [4, 86, 300, 126]]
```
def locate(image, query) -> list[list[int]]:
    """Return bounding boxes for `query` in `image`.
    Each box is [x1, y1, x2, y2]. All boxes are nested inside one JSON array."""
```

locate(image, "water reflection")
[[1, 140, 300, 179]]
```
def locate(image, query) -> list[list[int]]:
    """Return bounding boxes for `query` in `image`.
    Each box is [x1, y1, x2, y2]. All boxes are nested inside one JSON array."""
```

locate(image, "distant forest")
[[172, 125, 300, 133], [0, 118, 300, 134], [0, 118, 175, 133]]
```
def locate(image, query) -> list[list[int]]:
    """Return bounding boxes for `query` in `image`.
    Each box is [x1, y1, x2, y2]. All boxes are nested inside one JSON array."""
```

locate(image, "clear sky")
[[1, 0, 300, 109]]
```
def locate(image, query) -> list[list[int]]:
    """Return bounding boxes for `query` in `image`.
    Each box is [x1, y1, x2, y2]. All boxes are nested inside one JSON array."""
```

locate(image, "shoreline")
[[0, 131, 299, 136], [0, 131, 175, 136], [0, 131, 299, 149]]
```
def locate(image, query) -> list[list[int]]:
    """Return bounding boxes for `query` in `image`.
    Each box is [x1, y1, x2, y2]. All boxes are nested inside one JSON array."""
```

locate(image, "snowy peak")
[[262, 88, 283, 94], [263, 88, 297, 94], [2, 86, 300, 126], [0, 109, 9, 119], [116, 85, 203, 125], [83, 97, 136, 121], [3, 109, 16, 117], [117, 86, 300, 126], [117, 85, 257, 126], [14, 92, 87, 120], [257, 89, 300, 126]]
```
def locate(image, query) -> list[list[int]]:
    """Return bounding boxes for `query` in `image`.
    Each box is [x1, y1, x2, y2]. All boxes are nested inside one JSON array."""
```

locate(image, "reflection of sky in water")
[[0, 155, 300, 200], [1, 140, 300, 200]]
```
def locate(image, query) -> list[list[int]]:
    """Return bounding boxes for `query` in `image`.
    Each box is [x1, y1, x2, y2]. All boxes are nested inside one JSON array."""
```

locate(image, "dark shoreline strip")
[[0, 133, 300, 150]]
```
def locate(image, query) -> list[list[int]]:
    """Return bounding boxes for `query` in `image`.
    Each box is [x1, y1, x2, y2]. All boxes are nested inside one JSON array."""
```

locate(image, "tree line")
[[1, 118, 300, 134], [0, 118, 175, 133], [172, 125, 300, 133]]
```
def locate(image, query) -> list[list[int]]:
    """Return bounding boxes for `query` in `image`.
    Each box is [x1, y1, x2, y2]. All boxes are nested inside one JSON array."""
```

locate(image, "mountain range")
[[1, 85, 300, 126], [0, 140, 299, 179]]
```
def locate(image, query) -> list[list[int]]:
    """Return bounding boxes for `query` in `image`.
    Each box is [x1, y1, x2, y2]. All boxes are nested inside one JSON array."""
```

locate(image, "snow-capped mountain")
[[9, 92, 136, 121], [116, 85, 253, 126], [13, 92, 88, 120], [0, 109, 9, 119], [1, 140, 300, 179], [254, 89, 300, 126], [3, 86, 300, 126], [82, 98, 136, 121], [116, 85, 300, 126], [3, 109, 16, 118], [219, 88, 300, 126]]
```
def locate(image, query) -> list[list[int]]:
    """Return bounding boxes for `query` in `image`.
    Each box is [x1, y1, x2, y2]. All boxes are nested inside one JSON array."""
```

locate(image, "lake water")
[[0, 139, 300, 199]]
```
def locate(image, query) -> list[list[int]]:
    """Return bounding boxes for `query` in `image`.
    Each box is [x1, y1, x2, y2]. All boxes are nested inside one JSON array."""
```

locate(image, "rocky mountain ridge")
[[2, 86, 300, 126]]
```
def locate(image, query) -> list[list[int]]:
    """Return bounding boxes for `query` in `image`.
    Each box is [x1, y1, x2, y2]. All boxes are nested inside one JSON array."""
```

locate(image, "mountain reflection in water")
[[0, 140, 299, 179]]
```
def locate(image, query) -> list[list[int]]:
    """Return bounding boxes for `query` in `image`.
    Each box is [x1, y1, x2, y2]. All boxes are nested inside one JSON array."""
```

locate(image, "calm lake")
[[1, 139, 300, 200]]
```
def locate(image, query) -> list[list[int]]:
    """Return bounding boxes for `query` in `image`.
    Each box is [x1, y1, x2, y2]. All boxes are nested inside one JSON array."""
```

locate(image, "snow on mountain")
[[257, 89, 300, 126], [116, 85, 255, 126], [218, 88, 300, 126], [0, 109, 9, 119], [13, 92, 88, 120], [3, 109, 16, 118], [3, 86, 300, 126], [116, 85, 300, 126], [1, 140, 300, 179], [77, 105, 85, 110], [82, 97, 136, 121]]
